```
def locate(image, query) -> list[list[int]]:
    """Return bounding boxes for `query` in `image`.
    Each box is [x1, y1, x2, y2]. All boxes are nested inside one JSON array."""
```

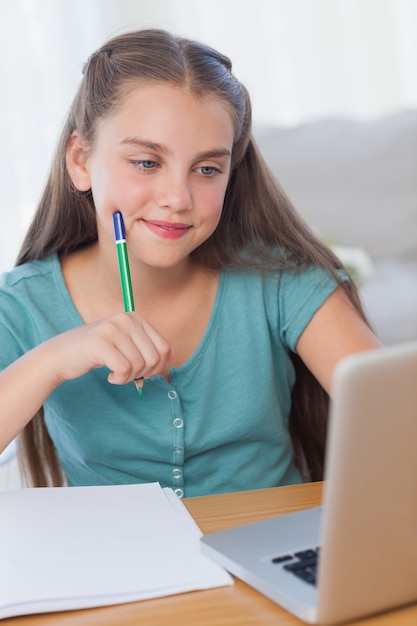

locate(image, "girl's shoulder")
[[0, 254, 60, 291], [0, 254, 78, 347], [0, 256, 63, 352]]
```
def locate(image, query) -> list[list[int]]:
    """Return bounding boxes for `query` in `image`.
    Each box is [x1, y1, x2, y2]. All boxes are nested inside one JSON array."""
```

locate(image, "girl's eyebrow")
[[120, 137, 231, 161], [121, 137, 170, 155]]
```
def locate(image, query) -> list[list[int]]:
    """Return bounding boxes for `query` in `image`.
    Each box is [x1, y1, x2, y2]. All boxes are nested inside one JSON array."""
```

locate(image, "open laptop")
[[201, 342, 417, 624]]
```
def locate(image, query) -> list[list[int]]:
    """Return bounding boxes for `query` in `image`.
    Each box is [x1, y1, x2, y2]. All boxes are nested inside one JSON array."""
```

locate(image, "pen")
[[112, 211, 144, 398]]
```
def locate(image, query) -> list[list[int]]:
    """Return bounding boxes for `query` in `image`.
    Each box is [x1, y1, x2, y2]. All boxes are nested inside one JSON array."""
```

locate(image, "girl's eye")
[[197, 166, 220, 177], [132, 160, 158, 170]]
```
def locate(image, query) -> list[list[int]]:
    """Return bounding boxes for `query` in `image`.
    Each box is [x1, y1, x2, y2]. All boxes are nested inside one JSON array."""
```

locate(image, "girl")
[[0, 29, 380, 496]]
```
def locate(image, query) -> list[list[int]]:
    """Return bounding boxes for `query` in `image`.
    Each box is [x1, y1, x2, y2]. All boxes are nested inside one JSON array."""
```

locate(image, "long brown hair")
[[17, 29, 368, 487]]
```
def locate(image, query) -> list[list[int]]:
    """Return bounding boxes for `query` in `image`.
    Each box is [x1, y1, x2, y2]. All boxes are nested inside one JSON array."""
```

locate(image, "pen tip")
[[134, 377, 144, 398]]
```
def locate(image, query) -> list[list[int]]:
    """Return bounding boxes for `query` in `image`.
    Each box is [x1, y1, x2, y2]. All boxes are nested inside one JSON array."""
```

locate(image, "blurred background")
[[1, 0, 417, 481], [1, 0, 417, 271]]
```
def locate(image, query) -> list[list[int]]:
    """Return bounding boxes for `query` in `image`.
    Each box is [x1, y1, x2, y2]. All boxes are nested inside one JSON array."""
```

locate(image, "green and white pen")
[[112, 211, 144, 398]]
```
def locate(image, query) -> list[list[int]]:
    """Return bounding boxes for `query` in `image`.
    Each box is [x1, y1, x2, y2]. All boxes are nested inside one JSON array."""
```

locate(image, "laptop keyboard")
[[271, 547, 320, 586]]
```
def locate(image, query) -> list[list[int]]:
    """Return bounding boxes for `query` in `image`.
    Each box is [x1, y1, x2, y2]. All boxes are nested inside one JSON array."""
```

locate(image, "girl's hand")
[[0, 312, 174, 452], [49, 312, 174, 385]]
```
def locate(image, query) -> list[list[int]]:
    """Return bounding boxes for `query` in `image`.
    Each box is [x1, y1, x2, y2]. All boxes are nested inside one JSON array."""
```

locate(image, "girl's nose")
[[155, 172, 192, 212]]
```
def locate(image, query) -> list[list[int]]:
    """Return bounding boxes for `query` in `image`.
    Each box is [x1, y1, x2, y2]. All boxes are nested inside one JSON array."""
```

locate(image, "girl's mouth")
[[143, 219, 192, 239]]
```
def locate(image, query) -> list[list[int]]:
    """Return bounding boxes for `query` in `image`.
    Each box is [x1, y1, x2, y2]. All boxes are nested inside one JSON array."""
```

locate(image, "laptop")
[[201, 341, 417, 624]]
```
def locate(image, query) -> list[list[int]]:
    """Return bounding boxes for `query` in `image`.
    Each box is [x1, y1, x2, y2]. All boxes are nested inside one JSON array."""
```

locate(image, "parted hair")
[[17, 29, 368, 488]]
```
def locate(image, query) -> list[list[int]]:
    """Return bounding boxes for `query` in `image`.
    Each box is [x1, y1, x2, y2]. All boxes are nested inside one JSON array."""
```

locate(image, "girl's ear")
[[66, 131, 92, 191]]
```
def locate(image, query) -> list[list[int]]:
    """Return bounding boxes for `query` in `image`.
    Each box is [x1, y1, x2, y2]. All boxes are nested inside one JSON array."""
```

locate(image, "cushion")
[[360, 260, 417, 344], [254, 111, 417, 262]]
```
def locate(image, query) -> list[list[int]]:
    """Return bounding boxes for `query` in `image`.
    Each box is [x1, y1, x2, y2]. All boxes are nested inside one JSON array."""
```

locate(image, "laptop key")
[[271, 554, 293, 564], [284, 556, 317, 571], [294, 549, 317, 559], [283, 549, 319, 587], [293, 568, 317, 585]]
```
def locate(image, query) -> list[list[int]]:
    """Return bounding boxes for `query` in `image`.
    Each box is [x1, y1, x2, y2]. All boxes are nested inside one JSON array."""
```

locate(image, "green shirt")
[[0, 254, 340, 497]]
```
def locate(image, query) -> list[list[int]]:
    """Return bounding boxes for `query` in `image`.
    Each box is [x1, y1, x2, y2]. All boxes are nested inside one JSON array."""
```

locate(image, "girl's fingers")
[[140, 319, 175, 374], [103, 313, 173, 384], [55, 312, 173, 385]]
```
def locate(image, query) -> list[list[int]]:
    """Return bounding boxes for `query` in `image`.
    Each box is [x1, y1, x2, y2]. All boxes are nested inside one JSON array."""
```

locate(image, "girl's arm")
[[0, 312, 172, 452], [296, 287, 382, 395]]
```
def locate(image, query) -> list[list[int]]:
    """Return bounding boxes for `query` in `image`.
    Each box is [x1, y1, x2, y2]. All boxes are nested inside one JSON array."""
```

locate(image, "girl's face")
[[70, 83, 235, 271]]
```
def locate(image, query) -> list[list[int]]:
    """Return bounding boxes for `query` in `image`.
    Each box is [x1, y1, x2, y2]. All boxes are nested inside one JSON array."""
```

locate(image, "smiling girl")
[[0, 29, 380, 494]]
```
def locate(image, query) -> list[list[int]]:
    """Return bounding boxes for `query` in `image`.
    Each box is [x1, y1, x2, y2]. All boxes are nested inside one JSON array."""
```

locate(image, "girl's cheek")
[[122, 180, 152, 208]]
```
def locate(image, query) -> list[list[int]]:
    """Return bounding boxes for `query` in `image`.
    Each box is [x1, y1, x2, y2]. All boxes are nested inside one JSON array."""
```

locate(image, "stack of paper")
[[0, 482, 232, 619]]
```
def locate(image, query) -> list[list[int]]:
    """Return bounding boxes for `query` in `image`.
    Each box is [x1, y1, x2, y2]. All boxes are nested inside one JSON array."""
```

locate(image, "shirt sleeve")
[[267, 265, 345, 352], [0, 281, 41, 370]]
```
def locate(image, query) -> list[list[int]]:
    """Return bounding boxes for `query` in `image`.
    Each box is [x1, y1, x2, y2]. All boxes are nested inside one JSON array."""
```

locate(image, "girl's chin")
[[129, 253, 193, 272]]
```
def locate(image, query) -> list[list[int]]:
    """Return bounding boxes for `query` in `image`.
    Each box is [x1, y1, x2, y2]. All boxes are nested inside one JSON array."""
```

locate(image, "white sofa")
[[254, 110, 417, 346]]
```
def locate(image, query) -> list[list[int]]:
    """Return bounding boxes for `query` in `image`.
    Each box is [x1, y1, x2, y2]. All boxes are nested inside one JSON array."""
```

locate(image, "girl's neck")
[[61, 242, 213, 322]]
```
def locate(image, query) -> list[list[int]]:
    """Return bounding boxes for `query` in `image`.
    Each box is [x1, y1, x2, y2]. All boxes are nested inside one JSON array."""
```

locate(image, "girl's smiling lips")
[[142, 219, 192, 239]]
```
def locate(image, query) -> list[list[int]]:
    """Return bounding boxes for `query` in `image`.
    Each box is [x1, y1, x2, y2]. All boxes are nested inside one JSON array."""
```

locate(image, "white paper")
[[0, 482, 232, 619]]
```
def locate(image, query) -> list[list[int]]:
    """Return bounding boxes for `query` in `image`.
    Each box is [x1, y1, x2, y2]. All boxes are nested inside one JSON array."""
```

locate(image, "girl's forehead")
[[101, 82, 236, 140], [116, 81, 230, 113]]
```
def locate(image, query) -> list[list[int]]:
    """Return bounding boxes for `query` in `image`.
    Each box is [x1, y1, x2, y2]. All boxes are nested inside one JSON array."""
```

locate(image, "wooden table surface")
[[3, 482, 416, 625]]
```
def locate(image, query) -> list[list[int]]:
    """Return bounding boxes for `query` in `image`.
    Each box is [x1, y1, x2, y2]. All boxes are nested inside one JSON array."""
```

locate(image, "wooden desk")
[[5, 482, 416, 625]]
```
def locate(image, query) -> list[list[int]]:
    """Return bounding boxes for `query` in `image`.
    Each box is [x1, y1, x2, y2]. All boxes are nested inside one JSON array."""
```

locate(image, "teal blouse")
[[0, 254, 341, 497]]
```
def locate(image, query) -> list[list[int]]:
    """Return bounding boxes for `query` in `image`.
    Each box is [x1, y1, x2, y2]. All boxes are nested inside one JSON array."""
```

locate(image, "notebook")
[[201, 341, 417, 624], [0, 481, 232, 620]]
